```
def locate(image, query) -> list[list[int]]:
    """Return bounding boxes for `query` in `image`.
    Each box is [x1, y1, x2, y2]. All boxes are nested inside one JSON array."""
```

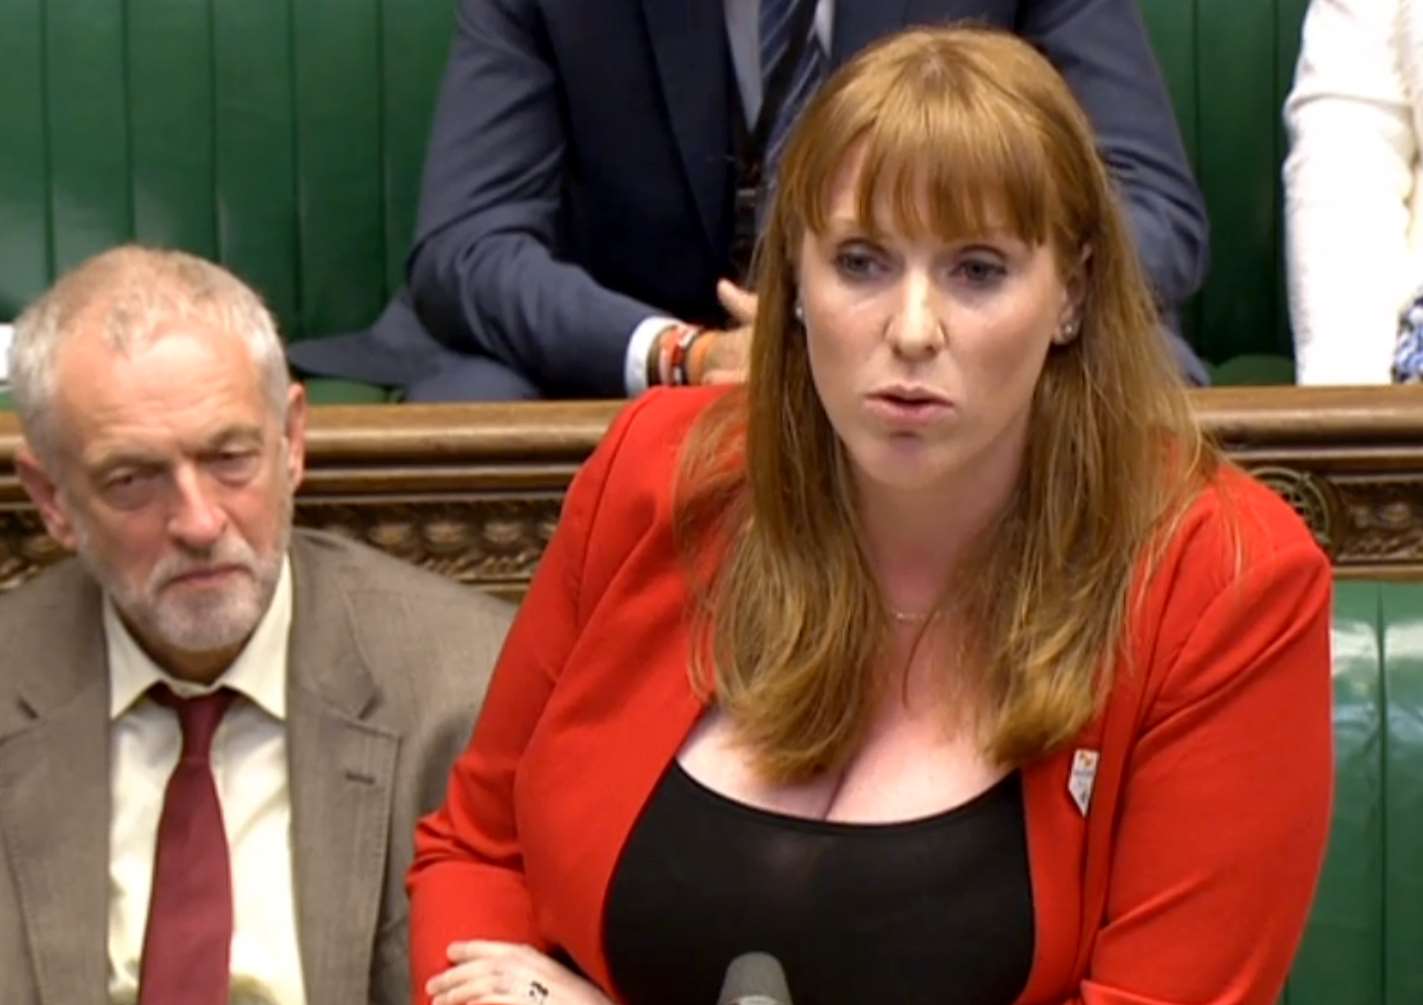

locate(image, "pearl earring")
[[793, 301, 806, 324]]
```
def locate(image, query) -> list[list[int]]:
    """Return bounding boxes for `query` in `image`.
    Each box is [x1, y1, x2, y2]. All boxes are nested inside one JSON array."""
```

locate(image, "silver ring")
[[527, 979, 549, 1003]]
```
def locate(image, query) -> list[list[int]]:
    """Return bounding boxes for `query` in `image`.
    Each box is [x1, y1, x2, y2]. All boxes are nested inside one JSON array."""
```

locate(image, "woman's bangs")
[[857, 84, 1054, 245]]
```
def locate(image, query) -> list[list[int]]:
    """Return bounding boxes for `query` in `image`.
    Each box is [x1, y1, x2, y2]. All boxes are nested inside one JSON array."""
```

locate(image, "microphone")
[[717, 951, 793, 1005]]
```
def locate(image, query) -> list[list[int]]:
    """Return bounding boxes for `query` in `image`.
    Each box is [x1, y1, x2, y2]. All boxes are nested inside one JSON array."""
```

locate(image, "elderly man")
[[0, 246, 511, 1004]]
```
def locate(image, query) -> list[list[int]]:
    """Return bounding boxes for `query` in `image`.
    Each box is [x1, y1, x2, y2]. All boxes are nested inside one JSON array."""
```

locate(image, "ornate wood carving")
[[1199, 386, 1423, 579], [295, 495, 564, 603], [0, 387, 1418, 595], [0, 510, 62, 592]]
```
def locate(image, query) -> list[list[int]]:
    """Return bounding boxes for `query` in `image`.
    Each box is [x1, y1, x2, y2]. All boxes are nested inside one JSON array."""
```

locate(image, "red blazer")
[[410, 388, 1334, 1005]]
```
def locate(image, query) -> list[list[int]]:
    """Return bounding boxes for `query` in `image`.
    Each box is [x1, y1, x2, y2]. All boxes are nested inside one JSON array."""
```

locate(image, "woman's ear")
[[1054, 244, 1092, 343]]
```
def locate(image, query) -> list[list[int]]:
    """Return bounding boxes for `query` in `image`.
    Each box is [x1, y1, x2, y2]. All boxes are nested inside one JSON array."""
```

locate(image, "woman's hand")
[[425, 940, 614, 1005]]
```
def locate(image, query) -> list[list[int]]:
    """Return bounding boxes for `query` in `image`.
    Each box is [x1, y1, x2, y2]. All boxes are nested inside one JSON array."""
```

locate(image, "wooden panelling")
[[0, 389, 1419, 600]]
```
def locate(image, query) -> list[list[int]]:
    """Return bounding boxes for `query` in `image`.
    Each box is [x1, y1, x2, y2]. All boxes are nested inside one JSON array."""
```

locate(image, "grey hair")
[[9, 245, 291, 462]]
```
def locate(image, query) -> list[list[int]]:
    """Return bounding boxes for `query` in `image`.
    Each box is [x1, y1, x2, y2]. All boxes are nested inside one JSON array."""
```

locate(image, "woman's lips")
[[864, 390, 954, 426]]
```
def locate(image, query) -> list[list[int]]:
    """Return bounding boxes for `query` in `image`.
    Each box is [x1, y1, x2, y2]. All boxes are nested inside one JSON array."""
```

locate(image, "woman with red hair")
[[413, 26, 1333, 1005]]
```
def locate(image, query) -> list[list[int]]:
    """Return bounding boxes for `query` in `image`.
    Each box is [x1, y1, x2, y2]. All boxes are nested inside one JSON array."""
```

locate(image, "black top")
[[604, 762, 1034, 1004]]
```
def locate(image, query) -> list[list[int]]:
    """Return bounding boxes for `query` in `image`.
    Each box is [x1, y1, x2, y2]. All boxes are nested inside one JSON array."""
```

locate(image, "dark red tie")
[[138, 686, 237, 1005]]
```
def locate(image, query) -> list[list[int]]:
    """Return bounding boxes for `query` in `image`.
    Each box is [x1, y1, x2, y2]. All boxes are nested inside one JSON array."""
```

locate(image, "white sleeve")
[[624, 316, 678, 395], [1283, 0, 1419, 385]]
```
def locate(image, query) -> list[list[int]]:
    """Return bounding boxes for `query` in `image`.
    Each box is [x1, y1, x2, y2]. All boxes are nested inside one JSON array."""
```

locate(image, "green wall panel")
[[1141, 0, 1314, 366], [381, 0, 457, 293], [212, 0, 301, 339], [1195, 0, 1284, 363], [128, 0, 218, 255], [0, 0, 51, 318], [45, 0, 132, 272], [1138, 0, 1202, 349], [292, 0, 387, 337], [1276, 0, 1310, 96], [0, 0, 456, 342], [1138, 0, 1198, 171], [1274, 0, 1311, 357]]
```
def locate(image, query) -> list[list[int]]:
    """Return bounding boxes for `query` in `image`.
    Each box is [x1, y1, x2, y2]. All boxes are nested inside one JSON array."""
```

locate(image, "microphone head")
[[717, 951, 792, 1005]]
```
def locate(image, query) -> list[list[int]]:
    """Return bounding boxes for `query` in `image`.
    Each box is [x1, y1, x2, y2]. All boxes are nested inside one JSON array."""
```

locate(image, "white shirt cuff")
[[625, 316, 678, 395]]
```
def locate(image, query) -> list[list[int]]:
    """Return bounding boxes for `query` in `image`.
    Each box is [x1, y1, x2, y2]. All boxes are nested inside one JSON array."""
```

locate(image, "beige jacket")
[[0, 529, 511, 1005]]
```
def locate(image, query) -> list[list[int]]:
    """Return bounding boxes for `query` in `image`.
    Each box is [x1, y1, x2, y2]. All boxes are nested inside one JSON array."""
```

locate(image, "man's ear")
[[15, 443, 79, 551], [282, 382, 309, 491]]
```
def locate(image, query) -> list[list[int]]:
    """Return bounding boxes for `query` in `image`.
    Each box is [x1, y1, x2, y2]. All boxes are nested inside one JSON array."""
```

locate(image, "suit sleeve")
[[1019, 0, 1209, 312], [407, 0, 658, 397], [1069, 540, 1334, 1003], [1283, 0, 1416, 385], [406, 399, 641, 997]]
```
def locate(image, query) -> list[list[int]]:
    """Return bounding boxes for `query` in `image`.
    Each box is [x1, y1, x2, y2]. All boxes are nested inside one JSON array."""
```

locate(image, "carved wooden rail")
[[0, 386, 1420, 598]]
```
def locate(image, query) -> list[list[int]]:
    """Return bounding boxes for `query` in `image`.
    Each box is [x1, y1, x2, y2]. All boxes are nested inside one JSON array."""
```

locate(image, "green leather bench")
[[0, 0, 1308, 388], [1286, 582, 1423, 1005], [0, 0, 459, 403]]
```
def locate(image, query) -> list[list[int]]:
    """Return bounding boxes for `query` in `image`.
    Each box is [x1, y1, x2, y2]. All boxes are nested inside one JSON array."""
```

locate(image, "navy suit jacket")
[[290, 0, 1209, 398]]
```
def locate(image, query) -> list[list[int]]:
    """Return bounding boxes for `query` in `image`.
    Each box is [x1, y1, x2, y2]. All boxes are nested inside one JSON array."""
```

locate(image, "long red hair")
[[677, 26, 1215, 779]]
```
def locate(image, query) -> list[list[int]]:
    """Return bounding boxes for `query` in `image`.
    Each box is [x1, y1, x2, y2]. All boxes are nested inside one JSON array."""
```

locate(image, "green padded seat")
[[1211, 353, 1297, 387], [1283, 582, 1423, 1004], [302, 378, 395, 405]]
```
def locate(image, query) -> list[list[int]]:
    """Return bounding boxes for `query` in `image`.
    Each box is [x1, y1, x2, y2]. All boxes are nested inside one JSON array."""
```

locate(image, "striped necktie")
[[759, 0, 826, 219]]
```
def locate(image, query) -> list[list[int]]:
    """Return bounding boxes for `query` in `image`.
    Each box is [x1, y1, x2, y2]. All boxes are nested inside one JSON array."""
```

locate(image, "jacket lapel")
[[285, 539, 400, 1004], [642, 0, 732, 251], [0, 572, 110, 1005]]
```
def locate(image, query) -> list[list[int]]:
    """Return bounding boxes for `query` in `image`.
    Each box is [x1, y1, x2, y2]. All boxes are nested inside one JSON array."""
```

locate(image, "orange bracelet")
[[686, 328, 717, 385]]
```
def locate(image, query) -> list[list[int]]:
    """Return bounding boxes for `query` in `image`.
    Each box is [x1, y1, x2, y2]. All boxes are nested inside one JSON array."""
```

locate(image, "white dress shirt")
[[623, 0, 834, 394], [107, 558, 306, 1005]]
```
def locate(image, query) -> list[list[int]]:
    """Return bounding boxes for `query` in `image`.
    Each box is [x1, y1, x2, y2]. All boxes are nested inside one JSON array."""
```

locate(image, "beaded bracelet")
[[668, 325, 709, 386], [652, 325, 680, 386]]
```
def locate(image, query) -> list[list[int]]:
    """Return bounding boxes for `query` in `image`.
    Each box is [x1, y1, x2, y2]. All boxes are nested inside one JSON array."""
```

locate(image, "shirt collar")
[[107, 555, 293, 721]]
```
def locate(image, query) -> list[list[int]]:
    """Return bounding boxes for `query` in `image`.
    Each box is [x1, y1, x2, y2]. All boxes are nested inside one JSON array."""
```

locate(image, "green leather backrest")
[[1140, 0, 1310, 367], [1283, 581, 1423, 1004], [0, 0, 455, 344]]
